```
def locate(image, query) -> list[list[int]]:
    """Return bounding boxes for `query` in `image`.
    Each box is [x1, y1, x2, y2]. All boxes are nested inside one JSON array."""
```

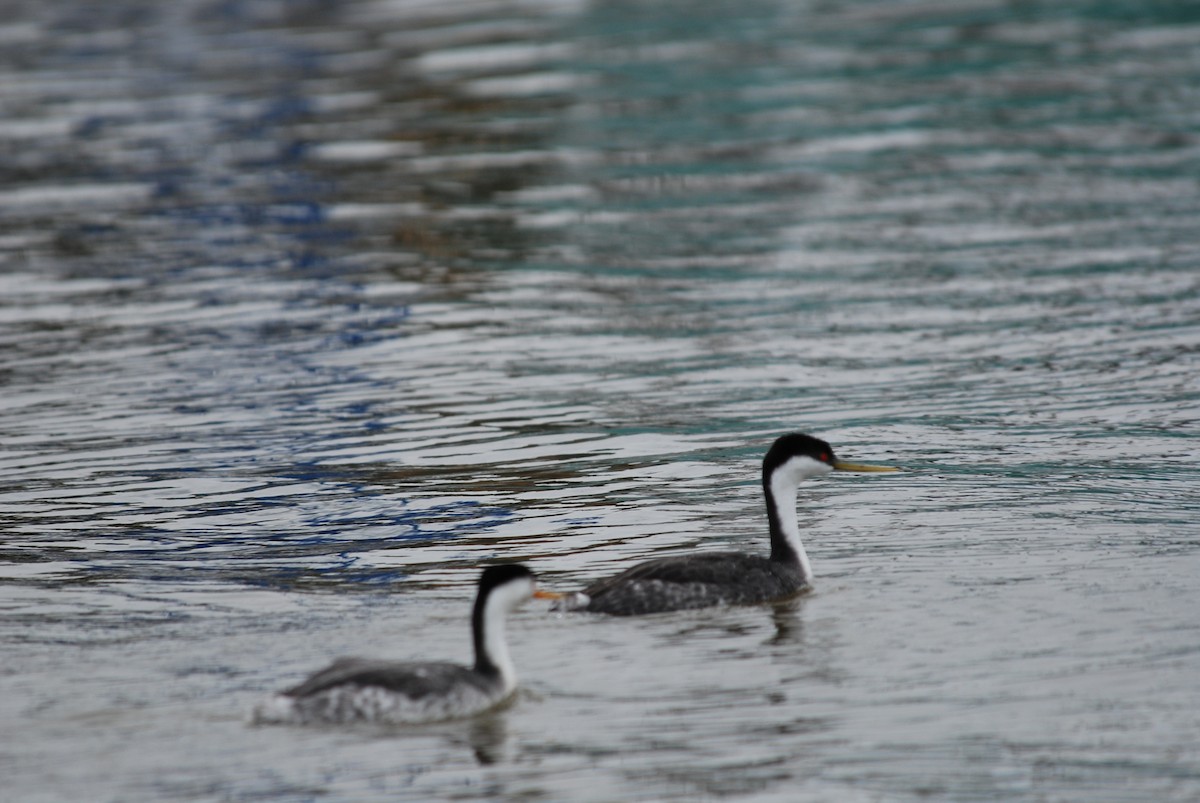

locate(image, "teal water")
[[2, 1, 1199, 800]]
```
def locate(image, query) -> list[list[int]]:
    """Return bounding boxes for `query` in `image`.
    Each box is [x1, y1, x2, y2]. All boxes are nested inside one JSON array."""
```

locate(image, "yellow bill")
[[833, 459, 901, 473]]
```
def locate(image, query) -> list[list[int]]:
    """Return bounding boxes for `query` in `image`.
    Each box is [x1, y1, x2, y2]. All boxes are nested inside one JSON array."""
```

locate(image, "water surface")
[[2, 0, 1199, 800]]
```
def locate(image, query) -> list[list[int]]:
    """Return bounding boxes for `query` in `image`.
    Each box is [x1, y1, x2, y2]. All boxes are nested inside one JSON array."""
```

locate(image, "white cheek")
[[783, 456, 833, 485]]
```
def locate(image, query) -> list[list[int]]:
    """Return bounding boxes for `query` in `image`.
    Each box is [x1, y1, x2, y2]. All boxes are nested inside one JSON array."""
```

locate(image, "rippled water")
[[3, 0, 1199, 800]]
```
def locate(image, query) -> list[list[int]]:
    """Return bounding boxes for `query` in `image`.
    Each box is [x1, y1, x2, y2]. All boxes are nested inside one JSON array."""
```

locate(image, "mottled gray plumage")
[[255, 658, 508, 726], [578, 552, 808, 616], [285, 656, 501, 701]]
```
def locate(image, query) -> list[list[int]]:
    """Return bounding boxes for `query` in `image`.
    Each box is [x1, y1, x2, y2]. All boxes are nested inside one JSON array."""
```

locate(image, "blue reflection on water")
[[68, 489, 515, 588]]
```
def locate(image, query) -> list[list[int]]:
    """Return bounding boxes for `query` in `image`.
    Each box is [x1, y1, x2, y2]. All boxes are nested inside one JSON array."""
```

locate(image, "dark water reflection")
[[2, 0, 1200, 800]]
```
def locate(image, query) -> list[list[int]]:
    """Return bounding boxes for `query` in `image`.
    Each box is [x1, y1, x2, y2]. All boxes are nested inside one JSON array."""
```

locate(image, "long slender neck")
[[765, 468, 813, 582], [472, 593, 516, 690]]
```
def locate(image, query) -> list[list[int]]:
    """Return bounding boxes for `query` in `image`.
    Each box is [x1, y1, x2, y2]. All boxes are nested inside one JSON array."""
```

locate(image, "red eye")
[[820, 452, 830, 462]]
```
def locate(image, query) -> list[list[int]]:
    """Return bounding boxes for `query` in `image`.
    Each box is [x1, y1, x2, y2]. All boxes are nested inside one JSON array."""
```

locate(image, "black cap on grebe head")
[[762, 433, 836, 478], [477, 564, 535, 596]]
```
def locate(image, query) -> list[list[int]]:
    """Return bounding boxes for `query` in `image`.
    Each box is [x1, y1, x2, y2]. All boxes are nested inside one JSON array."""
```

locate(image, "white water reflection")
[[2, 0, 1199, 801]]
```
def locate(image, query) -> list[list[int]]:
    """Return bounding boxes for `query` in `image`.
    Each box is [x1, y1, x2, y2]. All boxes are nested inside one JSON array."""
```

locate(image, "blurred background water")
[[1, 0, 1199, 800]]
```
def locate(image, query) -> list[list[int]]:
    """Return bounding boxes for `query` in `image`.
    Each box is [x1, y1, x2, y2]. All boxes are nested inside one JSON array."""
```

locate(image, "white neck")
[[768, 455, 832, 582], [476, 581, 526, 692]]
